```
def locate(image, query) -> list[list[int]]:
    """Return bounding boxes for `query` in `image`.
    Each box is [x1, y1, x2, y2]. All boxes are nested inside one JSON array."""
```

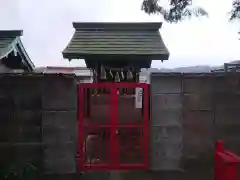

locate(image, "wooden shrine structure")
[[62, 22, 169, 170], [62, 22, 169, 83]]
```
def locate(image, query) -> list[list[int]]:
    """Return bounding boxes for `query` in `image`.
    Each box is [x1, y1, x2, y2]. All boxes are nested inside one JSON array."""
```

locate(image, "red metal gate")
[[77, 82, 149, 170]]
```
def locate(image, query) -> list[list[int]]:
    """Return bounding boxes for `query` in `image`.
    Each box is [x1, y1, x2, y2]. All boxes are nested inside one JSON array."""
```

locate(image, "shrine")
[[62, 22, 169, 83], [62, 22, 169, 170]]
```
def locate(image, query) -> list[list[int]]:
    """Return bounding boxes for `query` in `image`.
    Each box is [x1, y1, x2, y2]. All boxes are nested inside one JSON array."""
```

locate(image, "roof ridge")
[[73, 22, 162, 30], [0, 30, 23, 37]]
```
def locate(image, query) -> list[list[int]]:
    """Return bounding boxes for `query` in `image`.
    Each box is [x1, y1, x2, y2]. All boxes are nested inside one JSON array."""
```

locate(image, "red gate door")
[[77, 82, 149, 170]]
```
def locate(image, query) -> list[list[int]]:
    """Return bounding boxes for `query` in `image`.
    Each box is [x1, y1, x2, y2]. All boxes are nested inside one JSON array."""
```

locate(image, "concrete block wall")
[[150, 74, 182, 170], [2, 72, 240, 180], [0, 75, 43, 178], [149, 73, 240, 180], [181, 75, 214, 180], [213, 75, 240, 154], [0, 74, 78, 177], [41, 75, 77, 174]]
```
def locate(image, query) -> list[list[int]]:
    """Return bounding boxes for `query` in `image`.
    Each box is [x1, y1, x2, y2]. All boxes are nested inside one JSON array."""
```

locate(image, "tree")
[[230, 0, 240, 20], [141, 0, 240, 23]]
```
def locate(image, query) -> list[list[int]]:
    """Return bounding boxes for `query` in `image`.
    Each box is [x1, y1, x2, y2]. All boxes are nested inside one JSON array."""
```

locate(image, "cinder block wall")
[[150, 74, 183, 170], [213, 75, 240, 153], [150, 73, 240, 180], [0, 74, 43, 179], [2, 72, 240, 180], [42, 75, 77, 174], [0, 74, 78, 177]]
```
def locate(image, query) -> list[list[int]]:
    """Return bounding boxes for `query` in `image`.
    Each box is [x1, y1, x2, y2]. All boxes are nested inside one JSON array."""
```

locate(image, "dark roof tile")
[[63, 22, 169, 60], [0, 30, 34, 70]]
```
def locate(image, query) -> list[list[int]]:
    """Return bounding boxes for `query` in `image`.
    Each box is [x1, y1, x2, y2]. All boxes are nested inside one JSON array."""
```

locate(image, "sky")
[[0, 0, 240, 68]]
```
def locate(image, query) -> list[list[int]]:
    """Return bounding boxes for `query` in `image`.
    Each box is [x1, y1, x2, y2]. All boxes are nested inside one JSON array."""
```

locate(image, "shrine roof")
[[62, 22, 169, 61], [0, 30, 34, 71]]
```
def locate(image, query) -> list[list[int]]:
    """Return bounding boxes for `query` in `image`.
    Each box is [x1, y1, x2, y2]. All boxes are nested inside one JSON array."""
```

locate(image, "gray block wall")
[[213, 75, 240, 154], [42, 75, 77, 174], [0, 75, 43, 179], [181, 75, 214, 180], [149, 73, 240, 180], [0, 74, 78, 177], [150, 75, 182, 170], [2, 72, 240, 180]]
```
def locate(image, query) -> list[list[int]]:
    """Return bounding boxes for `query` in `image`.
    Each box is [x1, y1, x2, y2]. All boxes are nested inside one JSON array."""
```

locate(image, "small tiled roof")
[[62, 22, 169, 60], [0, 30, 34, 71]]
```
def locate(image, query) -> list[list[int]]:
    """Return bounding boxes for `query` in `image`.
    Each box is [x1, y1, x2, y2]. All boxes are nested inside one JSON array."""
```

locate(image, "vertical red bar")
[[88, 87, 93, 166], [78, 85, 85, 170], [216, 141, 224, 153], [106, 85, 109, 165], [129, 85, 132, 164], [225, 165, 238, 180], [143, 84, 149, 168], [98, 85, 102, 164], [110, 86, 118, 169]]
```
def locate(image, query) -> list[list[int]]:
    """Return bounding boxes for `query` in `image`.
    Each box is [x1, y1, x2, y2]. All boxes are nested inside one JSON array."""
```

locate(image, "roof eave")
[[0, 36, 34, 71], [15, 37, 35, 70], [62, 52, 169, 61]]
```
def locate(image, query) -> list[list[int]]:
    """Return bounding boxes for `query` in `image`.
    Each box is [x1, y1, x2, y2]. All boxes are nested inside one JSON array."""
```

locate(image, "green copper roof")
[[0, 30, 34, 71], [62, 22, 169, 60]]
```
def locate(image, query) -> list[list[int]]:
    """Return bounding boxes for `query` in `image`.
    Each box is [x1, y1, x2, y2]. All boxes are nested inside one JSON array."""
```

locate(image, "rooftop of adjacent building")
[[34, 66, 92, 77]]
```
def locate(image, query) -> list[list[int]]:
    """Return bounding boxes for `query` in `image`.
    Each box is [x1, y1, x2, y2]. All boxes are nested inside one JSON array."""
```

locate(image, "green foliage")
[[141, 0, 240, 37], [141, 0, 208, 23]]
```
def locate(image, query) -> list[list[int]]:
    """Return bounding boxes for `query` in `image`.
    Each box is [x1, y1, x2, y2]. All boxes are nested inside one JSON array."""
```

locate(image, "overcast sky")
[[1, 0, 240, 68]]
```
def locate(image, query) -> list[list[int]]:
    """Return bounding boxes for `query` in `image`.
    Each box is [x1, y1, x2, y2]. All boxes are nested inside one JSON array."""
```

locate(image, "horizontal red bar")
[[79, 82, 148, 89], [84, 124, 146, 128], [77, 160, 147, 170]]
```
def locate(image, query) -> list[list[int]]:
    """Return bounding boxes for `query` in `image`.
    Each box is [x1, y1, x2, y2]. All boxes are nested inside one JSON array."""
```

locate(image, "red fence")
[[77, 82, 149, 170]]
